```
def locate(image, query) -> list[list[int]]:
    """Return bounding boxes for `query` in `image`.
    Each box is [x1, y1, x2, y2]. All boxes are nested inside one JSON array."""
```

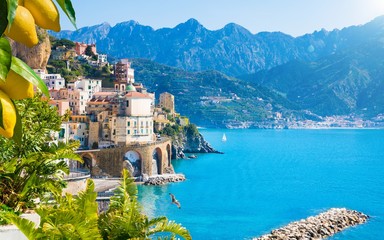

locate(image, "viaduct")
[[75, 138, 173, 178]]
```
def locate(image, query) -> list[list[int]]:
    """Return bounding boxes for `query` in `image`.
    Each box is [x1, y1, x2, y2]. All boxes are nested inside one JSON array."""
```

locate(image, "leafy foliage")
[[0, 94, 66, 159], [184, 124, 199, 138], [0, 95, 81, 213], [4, 170, 192, 240]]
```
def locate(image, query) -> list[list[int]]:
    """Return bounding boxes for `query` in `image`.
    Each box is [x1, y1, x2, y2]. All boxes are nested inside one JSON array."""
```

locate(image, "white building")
[[97, 54, 108, 65], [67, 78, 102, 99], [67, 78, 102, 115], [34, 69, 65, 90]]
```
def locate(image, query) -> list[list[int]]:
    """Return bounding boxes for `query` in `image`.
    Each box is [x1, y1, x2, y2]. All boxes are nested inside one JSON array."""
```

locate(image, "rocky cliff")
[[172, 129, 222, 159], [10, 28, 51, 70]]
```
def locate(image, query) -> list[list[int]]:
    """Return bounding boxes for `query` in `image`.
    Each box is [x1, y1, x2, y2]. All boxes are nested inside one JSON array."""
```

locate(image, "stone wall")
[[254, 208, 369, 240], [81, 139, 172, 178]]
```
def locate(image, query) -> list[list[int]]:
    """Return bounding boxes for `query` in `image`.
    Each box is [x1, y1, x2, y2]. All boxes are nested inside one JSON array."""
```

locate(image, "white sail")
[[222, 133, 227, 142]]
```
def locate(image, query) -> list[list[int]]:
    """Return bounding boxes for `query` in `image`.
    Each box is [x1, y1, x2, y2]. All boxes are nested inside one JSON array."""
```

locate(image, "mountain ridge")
[[52, 17, 384, 76]]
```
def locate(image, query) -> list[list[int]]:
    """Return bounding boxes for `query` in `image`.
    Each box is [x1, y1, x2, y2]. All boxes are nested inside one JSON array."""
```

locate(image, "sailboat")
[[222, 133, 227, 142]]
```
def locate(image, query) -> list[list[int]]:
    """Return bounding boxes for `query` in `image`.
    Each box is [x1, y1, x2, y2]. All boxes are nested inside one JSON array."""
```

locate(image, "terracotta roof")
[[94, 92, 116, 96], [125, 92, 152, 99]]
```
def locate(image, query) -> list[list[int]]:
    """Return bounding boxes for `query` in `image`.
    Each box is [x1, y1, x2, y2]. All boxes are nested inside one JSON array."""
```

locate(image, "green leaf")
[[12, 100, 22, 144], [0, 100, 3, 129], [0, 37, 12, 81], [10, 57, 49, 97], [0, 0, 8, 35], [55, 0, 77, 29], [6, 0, 18, 27]]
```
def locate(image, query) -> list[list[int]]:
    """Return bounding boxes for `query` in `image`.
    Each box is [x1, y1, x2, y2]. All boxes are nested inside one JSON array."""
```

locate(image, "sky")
[[60, 0, 384, 37]]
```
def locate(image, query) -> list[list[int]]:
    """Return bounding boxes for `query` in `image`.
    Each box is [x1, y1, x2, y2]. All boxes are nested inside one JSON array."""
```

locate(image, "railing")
[[63, 170, 90, 180]]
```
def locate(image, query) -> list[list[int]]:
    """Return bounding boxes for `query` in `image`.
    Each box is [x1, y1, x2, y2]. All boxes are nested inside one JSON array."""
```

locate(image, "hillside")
[[239, 40, 384, 118], [130, 59, 306, 128]]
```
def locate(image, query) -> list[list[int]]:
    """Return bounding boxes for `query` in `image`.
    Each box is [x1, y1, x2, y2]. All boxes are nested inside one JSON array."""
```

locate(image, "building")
[[114, 59, 135, 92], [97, 54, 108, 65], [67, 78, 102, 99], [75, 42, 96, 56], [159, 92, 175, 114], [66, 78, 102, 115], [34, 69, 66, 90], [49, 99, 70, 116], [68, 90, 89, 115]]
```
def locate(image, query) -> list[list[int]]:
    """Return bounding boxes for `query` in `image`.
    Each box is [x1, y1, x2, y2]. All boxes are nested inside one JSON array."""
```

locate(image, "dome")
[[126, 83, 136, 92]]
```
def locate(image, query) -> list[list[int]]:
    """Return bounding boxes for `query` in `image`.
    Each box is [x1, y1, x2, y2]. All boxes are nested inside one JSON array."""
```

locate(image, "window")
[[126, 100, 129, 107], [127, 121, 130, 127], [128, 130, 130, 134], [141, 129, 143, 134]]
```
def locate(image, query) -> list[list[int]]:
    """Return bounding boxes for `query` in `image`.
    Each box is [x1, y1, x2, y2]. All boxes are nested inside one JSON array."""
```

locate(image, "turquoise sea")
[[138, 129, 384, 239]]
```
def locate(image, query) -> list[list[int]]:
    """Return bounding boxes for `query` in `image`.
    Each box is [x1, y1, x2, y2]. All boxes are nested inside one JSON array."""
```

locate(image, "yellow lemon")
[[24, 0, 61, 32], [0, 90, 17, 138], [0, 70, 34, 100], [4, 6, 38, 48]]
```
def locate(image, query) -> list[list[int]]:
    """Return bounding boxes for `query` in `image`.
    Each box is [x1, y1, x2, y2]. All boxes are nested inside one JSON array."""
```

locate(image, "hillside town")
[[38, 42, 186, 150]]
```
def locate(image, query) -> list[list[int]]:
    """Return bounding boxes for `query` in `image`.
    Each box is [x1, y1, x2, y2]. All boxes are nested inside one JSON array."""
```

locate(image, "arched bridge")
[[75, 139, 172, 178]]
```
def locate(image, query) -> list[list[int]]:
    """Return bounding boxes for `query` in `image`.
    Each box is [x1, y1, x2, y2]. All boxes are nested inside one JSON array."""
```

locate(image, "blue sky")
[[61, 0, 384, 36]]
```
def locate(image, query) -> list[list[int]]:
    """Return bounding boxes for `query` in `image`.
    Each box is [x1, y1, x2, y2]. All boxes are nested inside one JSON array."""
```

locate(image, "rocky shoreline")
[[173, 132, 223, 159], [143, 174, 186, 185], [254, 208, 369, 240]]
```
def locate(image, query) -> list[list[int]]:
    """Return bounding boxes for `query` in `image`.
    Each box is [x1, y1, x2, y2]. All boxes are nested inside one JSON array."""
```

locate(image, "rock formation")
[[254, 208, 369, 240], [143, 173, 186, 185], [172, 131, 222, 159], [10, 27, 51, 70]]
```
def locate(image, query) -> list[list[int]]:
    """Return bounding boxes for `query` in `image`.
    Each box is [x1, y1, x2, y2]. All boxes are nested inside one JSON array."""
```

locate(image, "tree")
[[0, 95, 81, 213], [85, 45, 95, 57], [4, 170, 192, 240]]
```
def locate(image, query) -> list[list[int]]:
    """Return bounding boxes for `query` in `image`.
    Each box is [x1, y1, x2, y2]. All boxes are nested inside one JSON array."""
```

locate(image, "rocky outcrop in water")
[[172, 128, 223, 159], [143, 174, 186, 185], [254, 208, 369, 240]]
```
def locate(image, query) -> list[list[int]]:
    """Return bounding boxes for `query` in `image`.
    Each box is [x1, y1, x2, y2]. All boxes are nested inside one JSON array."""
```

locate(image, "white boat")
[[222, 133, 227, 142]]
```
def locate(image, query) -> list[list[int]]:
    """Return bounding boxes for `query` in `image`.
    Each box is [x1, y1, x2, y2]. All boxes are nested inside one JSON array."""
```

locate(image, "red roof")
[[125, 92, 152, 99]]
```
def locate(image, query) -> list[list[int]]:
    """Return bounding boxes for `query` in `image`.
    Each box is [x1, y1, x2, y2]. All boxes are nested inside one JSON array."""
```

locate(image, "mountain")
[[50, 16, 384, 124], [129, 59, 307, 128], [50, 17, 384, 76], [239, 38, 384, 117]]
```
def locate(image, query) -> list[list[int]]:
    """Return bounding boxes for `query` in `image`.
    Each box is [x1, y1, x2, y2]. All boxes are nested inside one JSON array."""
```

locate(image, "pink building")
[[49, 99, 70, 116], [75, 42, 97, 55]]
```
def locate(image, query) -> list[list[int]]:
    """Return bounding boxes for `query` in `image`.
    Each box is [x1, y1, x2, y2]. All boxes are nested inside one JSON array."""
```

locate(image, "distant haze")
[[60, 0, 384, 36]]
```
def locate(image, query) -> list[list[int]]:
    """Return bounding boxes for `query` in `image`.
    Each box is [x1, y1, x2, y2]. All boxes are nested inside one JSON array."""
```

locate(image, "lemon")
[[24, 0, 61, 32], [4, 6, 38, 48], [0, 70, 34, 100], [0, 90, 17, 138]]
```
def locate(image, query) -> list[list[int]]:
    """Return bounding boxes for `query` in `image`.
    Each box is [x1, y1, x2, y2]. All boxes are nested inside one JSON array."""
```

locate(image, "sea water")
[[138, 129, 384, 239]]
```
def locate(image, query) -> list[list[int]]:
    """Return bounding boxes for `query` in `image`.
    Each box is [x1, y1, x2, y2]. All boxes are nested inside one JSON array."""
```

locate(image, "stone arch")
[[166, 144, 171, 166], [79, 153, 95, 173], [124, 150, 142, 177], [152, 147, 162, 175]]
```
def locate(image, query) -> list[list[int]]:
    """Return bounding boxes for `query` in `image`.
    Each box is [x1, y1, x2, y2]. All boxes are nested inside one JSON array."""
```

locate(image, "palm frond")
[[148, 220, 192, 240], [4, 212, 40, 240]]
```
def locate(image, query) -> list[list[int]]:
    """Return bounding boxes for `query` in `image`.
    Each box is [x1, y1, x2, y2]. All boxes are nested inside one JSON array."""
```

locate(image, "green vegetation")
[[47, 37, 114, 84], [0, 95, 81, 222], [50, 37, 75, 49], [131, 58, 297, 127], [184, 124, 199, 138], [4, 170, 191, 240]]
